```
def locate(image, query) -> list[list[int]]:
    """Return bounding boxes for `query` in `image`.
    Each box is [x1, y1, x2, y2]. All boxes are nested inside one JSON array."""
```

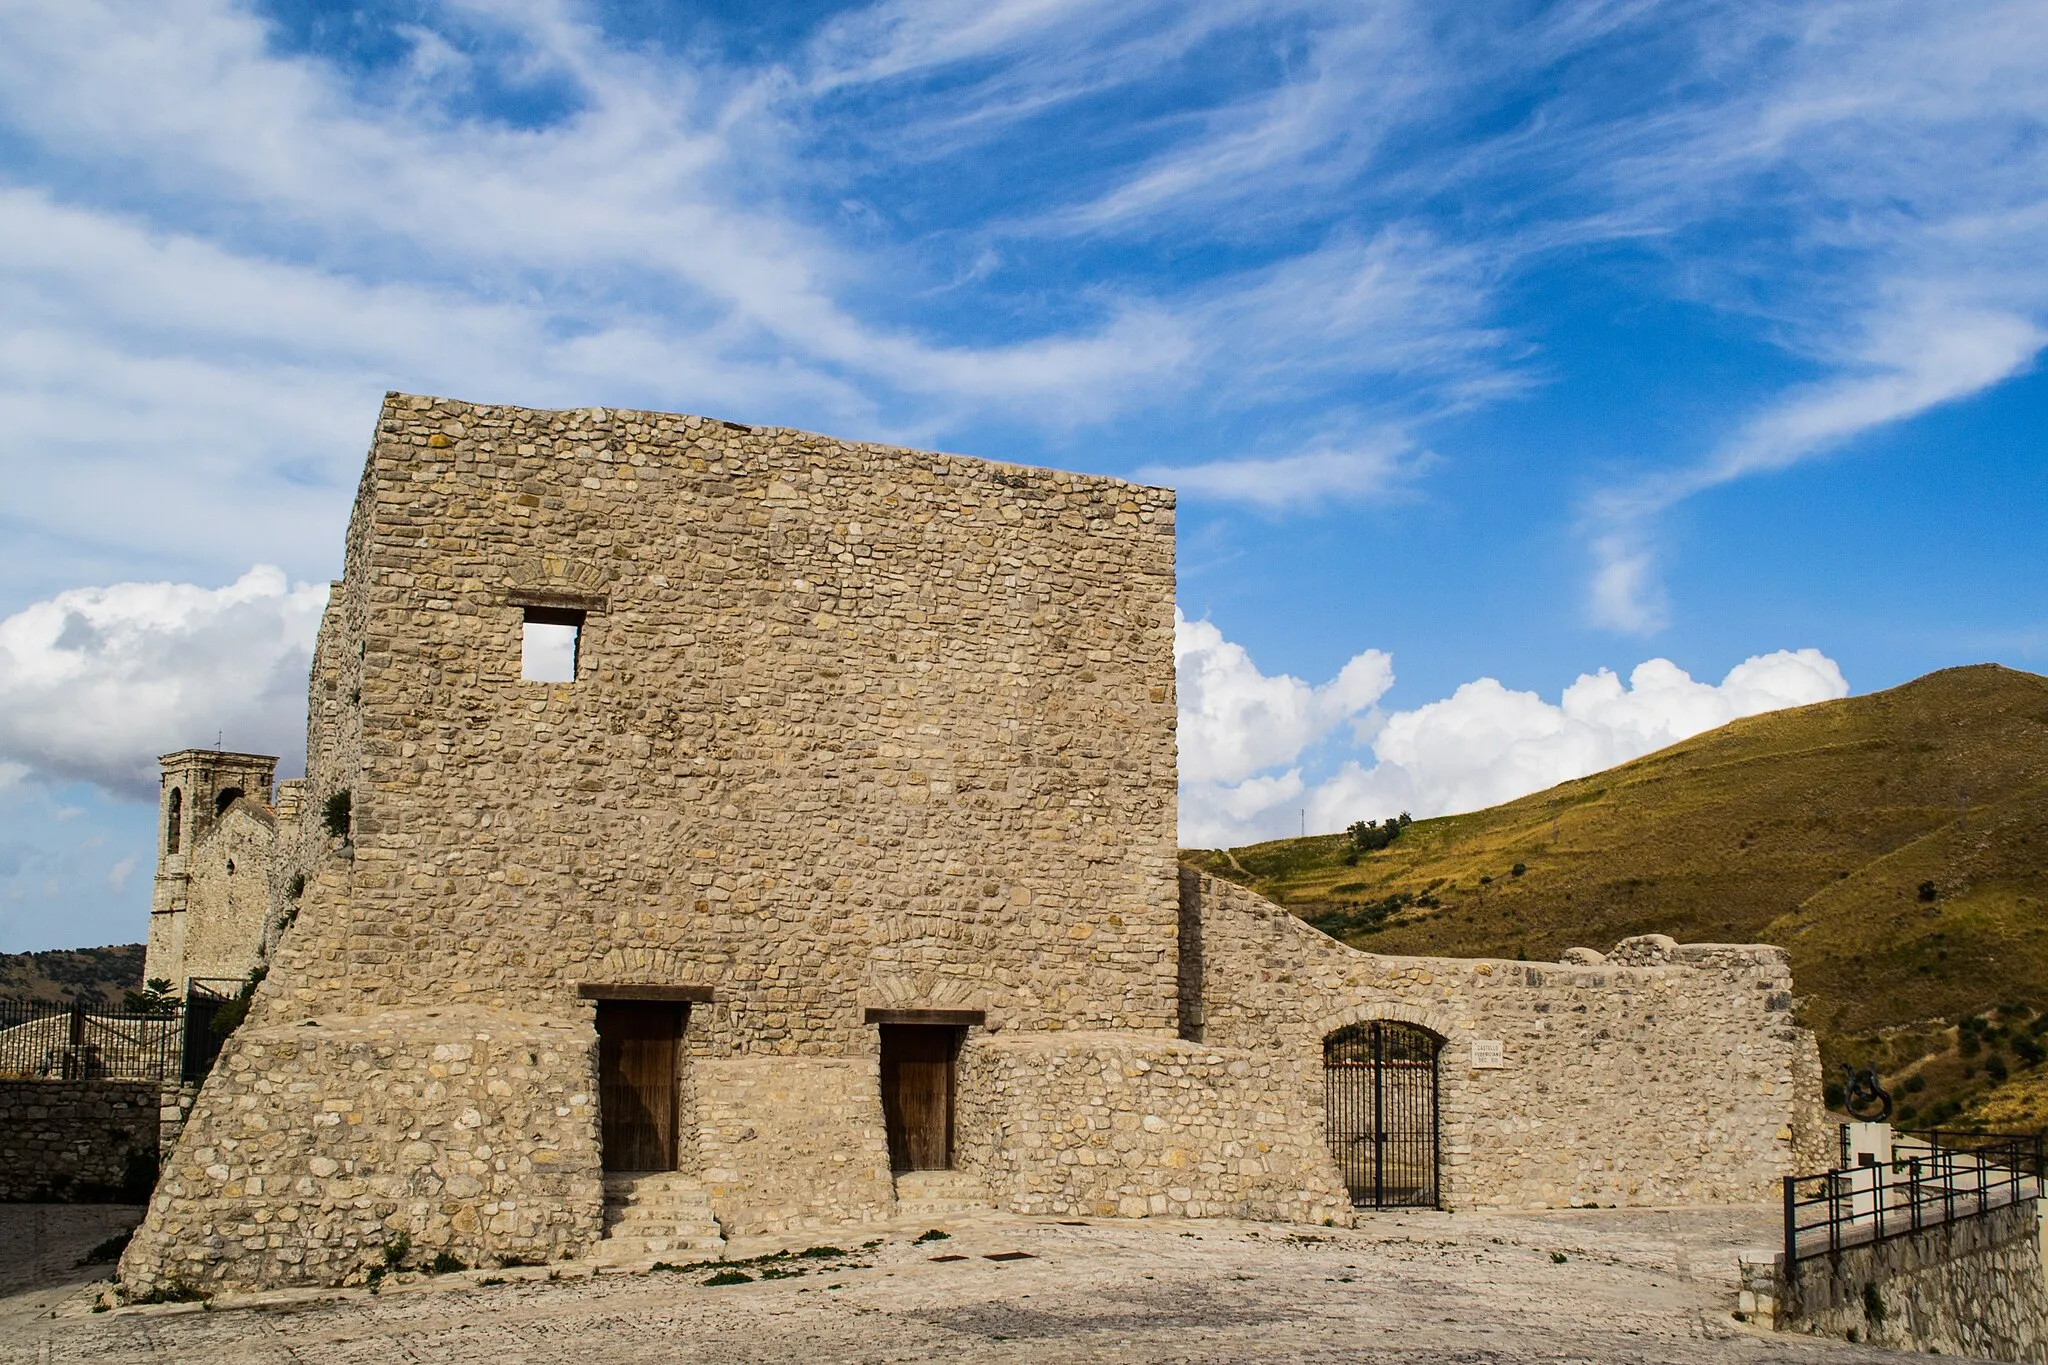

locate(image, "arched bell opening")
[[1322, 1020, 1443, 1209]]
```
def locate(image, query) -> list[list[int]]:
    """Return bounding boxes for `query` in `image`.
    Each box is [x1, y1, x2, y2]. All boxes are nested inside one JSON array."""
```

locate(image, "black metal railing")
[[0, 999, 185, 1082], [1892, 1128, 2047, 1177], [1785, 1130, 2045, 1263]]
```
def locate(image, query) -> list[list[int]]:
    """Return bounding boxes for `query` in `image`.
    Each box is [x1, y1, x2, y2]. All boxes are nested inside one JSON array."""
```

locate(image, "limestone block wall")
[[1182, 871, 1826, 1209], [304, 568, 366, 838], [956, 1033, 1349, 1224], [142, 905, 183, 998], [692, 1057, 896, 1237], [118, 1007, 602, 1295], [175, 802, 279, 988], [269, 393, 1180, 1046], [0, 1080, 159, 1201], [1778, 1199, 2048, 1361], [291, 474, 372, 904]]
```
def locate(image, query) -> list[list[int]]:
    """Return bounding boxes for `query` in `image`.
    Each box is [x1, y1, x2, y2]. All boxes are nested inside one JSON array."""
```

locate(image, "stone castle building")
[[144, 749, 292, 994], [121, 394, 1826, 1294]]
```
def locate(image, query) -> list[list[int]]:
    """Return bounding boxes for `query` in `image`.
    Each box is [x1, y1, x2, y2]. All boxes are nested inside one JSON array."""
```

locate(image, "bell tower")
[[145, 748, 279, 994]]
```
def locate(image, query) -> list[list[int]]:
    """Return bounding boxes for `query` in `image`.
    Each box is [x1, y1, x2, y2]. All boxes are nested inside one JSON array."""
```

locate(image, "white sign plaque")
[[1470, 1039, 1505, 1069]]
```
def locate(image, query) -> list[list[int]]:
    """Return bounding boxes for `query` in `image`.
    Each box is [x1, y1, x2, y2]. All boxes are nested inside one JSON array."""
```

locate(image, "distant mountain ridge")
[[1181, 664, 2048, 1129], [0, 943, 146, 1009]]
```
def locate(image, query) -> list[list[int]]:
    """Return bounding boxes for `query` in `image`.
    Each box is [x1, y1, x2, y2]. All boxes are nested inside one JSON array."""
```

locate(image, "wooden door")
[[880, 1025, 958, 1172], [597, 1001, 683, 1173]]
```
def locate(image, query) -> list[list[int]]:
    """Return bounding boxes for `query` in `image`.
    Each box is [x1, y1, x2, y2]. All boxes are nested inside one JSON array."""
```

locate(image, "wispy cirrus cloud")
[[1586, 302, 2045, 630], [1561, 0, 2048, 630], [0, 0, 1523, 599], [0, 0, 2042, 603]]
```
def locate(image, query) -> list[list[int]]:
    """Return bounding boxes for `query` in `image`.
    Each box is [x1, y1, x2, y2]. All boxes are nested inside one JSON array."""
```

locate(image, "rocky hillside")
[[0, 943, 146, 1009], [1182, 664, 2048, 1131]]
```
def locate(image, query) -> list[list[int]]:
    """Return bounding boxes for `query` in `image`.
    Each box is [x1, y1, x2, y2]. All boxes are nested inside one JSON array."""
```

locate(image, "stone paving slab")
[[0, 1204, 1967, 1363]]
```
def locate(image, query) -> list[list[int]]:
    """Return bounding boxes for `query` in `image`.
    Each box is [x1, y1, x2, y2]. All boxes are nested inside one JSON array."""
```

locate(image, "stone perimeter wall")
[[1182, 871, 1828, 1209], [0, 1080, 159, 1202], [1773, 1199, 2048, 1362], [119, 874, 1828, 1291]]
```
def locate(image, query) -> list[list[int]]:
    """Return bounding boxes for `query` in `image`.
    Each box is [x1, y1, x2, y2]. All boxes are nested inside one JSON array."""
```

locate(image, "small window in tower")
[[522, 606, 584, 683], [166, 788, 182, 853], [216, 787, 243, 816]]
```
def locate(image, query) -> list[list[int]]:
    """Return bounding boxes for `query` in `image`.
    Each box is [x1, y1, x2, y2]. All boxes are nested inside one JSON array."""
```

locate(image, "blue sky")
[[0, 0, 2043, 950]]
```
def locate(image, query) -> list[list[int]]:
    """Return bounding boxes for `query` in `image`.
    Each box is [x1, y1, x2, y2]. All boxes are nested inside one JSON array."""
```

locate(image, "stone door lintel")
[[577, 983, 714, 1003], [863, 1008, 986, 1027]]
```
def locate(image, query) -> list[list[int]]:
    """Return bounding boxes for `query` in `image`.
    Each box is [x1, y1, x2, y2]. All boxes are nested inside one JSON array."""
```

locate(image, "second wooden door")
[[879, 1024, 958, 1172]]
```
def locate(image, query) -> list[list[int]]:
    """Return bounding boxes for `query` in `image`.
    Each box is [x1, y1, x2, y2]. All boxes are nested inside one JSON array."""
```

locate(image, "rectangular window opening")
[[522, 606, 583, 683]]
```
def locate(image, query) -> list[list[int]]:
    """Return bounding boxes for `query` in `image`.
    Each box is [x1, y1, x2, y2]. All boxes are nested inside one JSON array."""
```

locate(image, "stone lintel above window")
[[507, 587, 609, 615]]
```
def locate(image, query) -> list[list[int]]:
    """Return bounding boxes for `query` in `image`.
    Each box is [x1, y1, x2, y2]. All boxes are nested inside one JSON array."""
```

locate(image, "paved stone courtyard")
[[0, 1203, 1959, 1363]]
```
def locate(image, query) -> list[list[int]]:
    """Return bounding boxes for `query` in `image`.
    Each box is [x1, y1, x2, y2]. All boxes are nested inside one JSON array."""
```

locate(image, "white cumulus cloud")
[[0, 566, 327, 797], [1176, 609, 1393, 784], [1177, 619, 1847, 847]]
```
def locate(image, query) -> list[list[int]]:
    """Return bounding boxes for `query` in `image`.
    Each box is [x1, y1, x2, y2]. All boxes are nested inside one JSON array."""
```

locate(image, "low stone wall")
[[1777, 1199, 2048, 1361], [0, 1080, 160, 1202], [957, 1032, 1348, 1224], [1182, 871, 1829, 1209], [119, 1006, 603, 1296]]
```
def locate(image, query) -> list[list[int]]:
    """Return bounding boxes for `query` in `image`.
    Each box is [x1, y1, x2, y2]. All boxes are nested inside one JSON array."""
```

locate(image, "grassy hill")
[[1180, 664, 2048, 1131], [0, 943, 146, 1009]]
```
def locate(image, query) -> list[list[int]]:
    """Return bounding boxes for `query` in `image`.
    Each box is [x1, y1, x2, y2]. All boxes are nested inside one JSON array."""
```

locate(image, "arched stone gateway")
[[1323, 1020, 1442, 1209]]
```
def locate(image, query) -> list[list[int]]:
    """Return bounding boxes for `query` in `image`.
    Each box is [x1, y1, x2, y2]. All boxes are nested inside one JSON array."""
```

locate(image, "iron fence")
[[0, 999, 185, 1082], [181, 978, 246, 1082], [1888, 1128, 2047, 1177], [1785, 1129, 2045, 1263]]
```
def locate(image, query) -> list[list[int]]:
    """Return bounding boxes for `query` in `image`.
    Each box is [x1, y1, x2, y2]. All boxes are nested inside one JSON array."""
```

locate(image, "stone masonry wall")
[[956, 1033, 1349, 1224], [270, 393, 1180, 1046], [0, 1080, 159, 1202], [1779, 1198, 2048, 1362], [177, 802, 279, 988], [118, 1007, 602, 1296], [1183, 871, 1825, 1209], [692, 1057, 896, 1238]]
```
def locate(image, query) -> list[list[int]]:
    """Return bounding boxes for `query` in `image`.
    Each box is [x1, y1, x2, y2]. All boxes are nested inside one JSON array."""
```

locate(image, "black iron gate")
[[1324, 1020, 1441, 1208]]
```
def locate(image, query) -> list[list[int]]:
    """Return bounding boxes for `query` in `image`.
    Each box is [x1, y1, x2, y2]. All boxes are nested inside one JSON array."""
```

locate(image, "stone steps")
[[893, 1168, 996, 1220], [593, 1172, 725, 1265]]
